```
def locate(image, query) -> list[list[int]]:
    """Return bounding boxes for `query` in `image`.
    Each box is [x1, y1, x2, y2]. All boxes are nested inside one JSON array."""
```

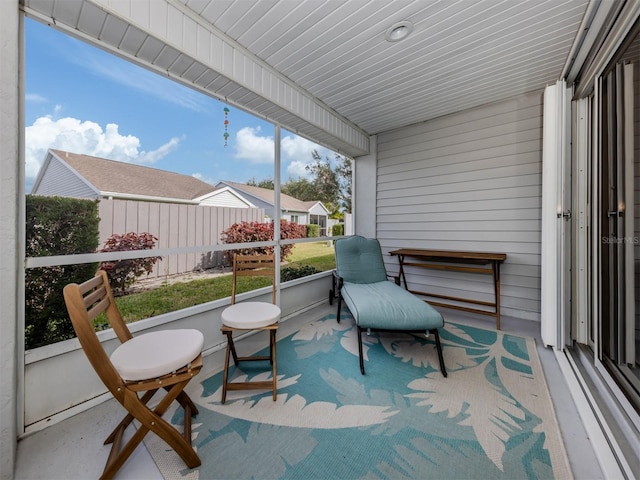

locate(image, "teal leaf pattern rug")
[[146, 313, 572, 479]]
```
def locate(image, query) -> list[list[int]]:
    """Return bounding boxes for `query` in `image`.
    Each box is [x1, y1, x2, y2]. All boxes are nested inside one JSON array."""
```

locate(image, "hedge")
[[306, 224, 320, 237], [25, 196, 100, 349]]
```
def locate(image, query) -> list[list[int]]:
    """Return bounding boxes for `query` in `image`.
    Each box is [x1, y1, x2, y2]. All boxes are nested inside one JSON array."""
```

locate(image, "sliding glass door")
[[598, 44, 640, 410]]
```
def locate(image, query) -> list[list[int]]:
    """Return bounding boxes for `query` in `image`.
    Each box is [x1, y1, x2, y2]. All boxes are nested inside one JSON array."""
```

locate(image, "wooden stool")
[[220, 254, 280, 404], [220, 302, 280, 403]]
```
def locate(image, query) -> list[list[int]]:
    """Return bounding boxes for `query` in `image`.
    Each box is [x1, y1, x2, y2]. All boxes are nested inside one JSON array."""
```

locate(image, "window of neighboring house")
[[24, 18, 348, 348], [290, 214, 300, 223]]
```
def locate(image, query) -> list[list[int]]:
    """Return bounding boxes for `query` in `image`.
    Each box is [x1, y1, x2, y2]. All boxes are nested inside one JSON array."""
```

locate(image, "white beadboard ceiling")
[[22, 0, 591, 156]]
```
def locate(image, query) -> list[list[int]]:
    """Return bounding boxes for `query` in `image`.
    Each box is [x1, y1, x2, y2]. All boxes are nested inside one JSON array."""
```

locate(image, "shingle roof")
[[51, 149, 215, 200], [219, 181, 315, 212]]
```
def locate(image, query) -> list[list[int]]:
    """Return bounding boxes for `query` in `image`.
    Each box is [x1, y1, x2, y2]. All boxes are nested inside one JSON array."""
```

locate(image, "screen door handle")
[[557, 210, 572, 220]]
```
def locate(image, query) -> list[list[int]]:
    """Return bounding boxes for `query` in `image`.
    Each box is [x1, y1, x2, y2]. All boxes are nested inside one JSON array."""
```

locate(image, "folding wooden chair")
[[220, 254, 280, 404], [63, 270, 203, 480]]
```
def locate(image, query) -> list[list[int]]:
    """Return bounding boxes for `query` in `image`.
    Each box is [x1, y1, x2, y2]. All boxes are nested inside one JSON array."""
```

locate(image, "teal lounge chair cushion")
[[341, 280, 443, 330], [335, 235, 387, 284]]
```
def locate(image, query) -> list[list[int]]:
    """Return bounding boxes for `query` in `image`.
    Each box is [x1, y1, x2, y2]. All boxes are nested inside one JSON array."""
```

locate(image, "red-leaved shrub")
[[100, 232, 162, 295], [220, 220, 306, 263]]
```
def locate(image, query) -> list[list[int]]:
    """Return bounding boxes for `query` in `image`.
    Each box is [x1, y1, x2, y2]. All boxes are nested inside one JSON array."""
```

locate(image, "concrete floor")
[[14, 303, 603, 480]]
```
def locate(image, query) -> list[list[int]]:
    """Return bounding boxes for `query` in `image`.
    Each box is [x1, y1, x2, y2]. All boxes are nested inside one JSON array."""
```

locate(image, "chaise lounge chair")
[[333, 235, 447, 376]]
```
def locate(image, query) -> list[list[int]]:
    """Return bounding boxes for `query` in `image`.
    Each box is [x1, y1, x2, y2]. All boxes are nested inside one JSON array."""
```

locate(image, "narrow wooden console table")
[[389, 249, 507, 329]]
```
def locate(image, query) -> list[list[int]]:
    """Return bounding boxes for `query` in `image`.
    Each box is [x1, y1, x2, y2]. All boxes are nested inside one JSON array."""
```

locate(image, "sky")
[[24, 18, 334, 193]]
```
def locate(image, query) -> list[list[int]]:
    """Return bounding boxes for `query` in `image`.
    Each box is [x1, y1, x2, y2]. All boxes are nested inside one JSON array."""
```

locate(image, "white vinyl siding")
[[199, 190, 251, 208], [308, 203, 327, 215], [31, 157, 98, 199], [376, 91, 544, 321], [284, 213, 307, 224]]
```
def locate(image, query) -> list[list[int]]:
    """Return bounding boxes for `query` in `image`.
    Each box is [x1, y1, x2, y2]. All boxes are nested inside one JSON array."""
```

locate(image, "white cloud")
[[286, 160, 310, 178], [25, 93, 47, 103], [137, 136, 183, 164], [234, 126, 274, 164], [281, 135, 320, 160], [192, 172, 216, 185], [26, 115, 180, 185], [234, 126, 330, 179]]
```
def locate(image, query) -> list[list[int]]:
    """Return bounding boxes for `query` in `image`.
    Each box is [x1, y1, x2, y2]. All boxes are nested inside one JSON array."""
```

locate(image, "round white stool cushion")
[[221, 302, 281, 329], [111, 329, 204, 381]]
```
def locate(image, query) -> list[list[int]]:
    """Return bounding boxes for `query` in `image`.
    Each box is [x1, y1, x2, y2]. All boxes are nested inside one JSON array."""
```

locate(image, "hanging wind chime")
[[223, 107, 230, 147]]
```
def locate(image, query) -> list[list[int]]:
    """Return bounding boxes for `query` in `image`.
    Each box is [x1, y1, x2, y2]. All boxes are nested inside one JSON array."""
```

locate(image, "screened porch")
[[3, 1, 640, 479]]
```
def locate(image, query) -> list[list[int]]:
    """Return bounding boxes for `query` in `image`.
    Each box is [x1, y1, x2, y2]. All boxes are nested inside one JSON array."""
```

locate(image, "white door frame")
[[573, 97, 592, 345], [541, 80, 572, 349]]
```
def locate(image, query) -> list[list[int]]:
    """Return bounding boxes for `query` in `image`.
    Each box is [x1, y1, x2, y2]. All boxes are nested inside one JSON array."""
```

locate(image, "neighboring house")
[[29, 149, 268, 275], [31, 151, 330, 234], [31, 149, 215, 203], [208, 181, 330, 235]]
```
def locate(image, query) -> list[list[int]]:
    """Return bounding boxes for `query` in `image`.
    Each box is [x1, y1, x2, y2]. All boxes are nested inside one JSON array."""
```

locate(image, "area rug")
[[146, 313, 573, 479]]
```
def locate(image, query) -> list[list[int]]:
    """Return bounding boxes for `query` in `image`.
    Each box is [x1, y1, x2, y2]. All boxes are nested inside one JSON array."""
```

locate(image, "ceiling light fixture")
[[385, 21, 413, 42]]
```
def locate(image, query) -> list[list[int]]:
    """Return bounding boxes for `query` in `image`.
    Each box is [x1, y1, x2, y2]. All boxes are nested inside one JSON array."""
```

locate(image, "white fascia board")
[[195, 186, 256, 207], [87, 0, 370, 156], [229, 186, 273, 208], [29, 150, 52, 194], [315, 202, 330, 214], [99, 191, 198, 204]]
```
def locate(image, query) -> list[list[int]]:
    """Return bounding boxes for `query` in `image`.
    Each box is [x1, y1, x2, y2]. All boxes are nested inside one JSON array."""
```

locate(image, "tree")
[[304, 150, 352, 217], [335, 155, 352, 213], [246, 149, 353, 216], [281, 177, 315, 201], [247, 177, 275, 189], [305, 150, 340, 210]]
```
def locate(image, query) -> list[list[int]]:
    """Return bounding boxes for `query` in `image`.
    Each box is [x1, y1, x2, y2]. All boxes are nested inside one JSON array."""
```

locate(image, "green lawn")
[[288, 241, 334, 262], [111, 242, 335, 324]]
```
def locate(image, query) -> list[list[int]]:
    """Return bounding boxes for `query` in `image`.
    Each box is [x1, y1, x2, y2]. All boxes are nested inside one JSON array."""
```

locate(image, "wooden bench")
[[389, 249, 507, 329]]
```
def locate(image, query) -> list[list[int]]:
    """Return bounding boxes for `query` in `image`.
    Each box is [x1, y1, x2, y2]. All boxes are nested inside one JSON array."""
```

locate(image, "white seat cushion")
[[111, 329, 204, 381], [221, 302, 281, 329]]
